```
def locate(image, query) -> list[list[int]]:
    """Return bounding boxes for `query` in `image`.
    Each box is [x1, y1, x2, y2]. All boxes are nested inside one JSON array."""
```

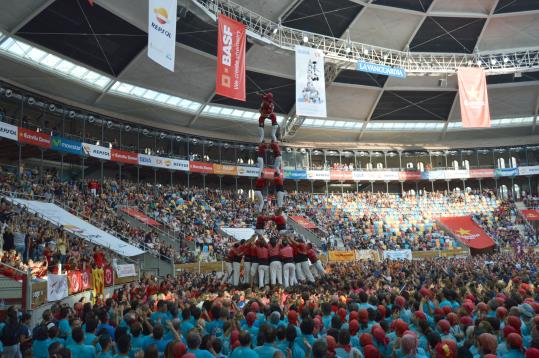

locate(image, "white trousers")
[[258, 127, 265, 143], [257, 157, 264, 172], [276, 191, 285, 208], [301, 261, 315, 282], [283, 262, 296, 288], [254, 190, 264, 212], [223, 262, 233, 284], [232, 262, 241, 286], [312, 260, 325, 277], [274, 156, 282, 171], [270, 261, 283, 286], [295, 262, 306, 282], [258, 264, 269, 288], [243, 261, 251, 284], [271, 125, 278, 142]]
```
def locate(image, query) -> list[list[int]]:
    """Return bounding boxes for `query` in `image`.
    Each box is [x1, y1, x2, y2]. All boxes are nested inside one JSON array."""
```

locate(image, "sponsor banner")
[[214, 164, 237, 176], [0, 121, 18, 140], [519, 165, 539, 176], [82, 143, 111, 160], [457, 67, 491, 128], [221, 227, 255, 242], [355, 249, 380, 262], [121, 207, 161, 226], [495, 168, 518, 177], [138, 154, 188, 171], [171, 158, 189, 171], [81, 269, 91, 291], [284, 169, 307, 180], [189, 161, 214, 174], [383, 249, 412, 261], [444, 169, 470, 180], [330, 170, 352, 181], [147, 0, 177, 71], [353, 171, 400, 181], [111, 149, 138, 165], [11, 198, 144, 257], [47, 274, 69, 302], [356, 61, 406, 79], [216, 14, 246, 101], [469, 168, 494, 178], [51, 136, 83, 155], [262, 167, 281, 179], [104, 266, 114, 286], [423, 170, 445, 180], [399, 171, 421, 181], [438, 216, 495, 250], [307, 170, 330, 181], [522, 210, 539, 222], [115, 264, 137, 278], [236, 166, 260, 177], [289, 215, 317, 229], [328, 251, 356, 262], [31, 281, 48, 308], [68, 270, 83, 294], [295, 45, 327, 117], [18, 127, 51, 148]]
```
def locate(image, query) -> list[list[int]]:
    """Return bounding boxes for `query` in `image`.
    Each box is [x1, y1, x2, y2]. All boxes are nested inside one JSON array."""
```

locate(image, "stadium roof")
[[0, 0, 538, 149]]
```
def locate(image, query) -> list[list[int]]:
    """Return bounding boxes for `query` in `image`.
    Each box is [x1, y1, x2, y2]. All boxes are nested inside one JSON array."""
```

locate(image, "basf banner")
[[82, 143, 111, 160], [457, 67, 491, 128], [295, 45, 326, 117], [18, 127, 51, 148], [138, 154, 188, 171], [0, 121, 17, 140], [147, 0, 177, 71], [216, 14, 246, 101]]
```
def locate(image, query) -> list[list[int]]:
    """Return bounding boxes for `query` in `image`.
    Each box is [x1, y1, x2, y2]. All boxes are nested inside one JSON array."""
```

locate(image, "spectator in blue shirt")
[[96, 310, 116, 338], [31, 325, 51, 358], [113, 334, 131, 357], [186, 332, 214, 358], [67, 327, 97, 358], [230, 331, 258, 358], [254, 325, 279, 358]]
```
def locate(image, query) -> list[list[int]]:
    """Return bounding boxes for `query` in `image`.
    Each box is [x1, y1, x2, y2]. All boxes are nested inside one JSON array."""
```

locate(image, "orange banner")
[[216, 15, 246, 101], [328, 251, 356, 262], [213, 164, 237, 176], [457, 67, 491, 128]]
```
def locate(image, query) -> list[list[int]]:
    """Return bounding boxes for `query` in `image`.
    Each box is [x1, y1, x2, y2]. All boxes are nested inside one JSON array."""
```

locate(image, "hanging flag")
[[148, 0, 177, 72], [216, 14, 246, 101], [295, 45, 327, 117], [457, 67, 491, 128]]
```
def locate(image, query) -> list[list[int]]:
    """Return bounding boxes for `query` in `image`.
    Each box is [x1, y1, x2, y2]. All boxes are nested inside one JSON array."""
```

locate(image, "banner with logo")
[[31, 281, 48, 308], [519, 165, 539, 176], [47, 274, 69, 301], [147, 0, 177, 71], [495, 168, 518, 177], [51, 136, 83, 155], [444, 169, 470, 180], [356, 61, 406, 79], [438, 216, 495, 250], [295, 45, 327, 117], [104, 266, 114, 286], [423, 170, 445, 180], [121, 207, 160, 226], [330, 170, 352, 181], [18, 127, 51, 148], [138, 154, 188, 171], [189, 161, 214, 174], [469, 168, 494, 178], [284, 169, 307, 180], [216, 14, 246, 101], [457, 67, 491, 128], [111, 149, 138, 165], [82, 143, 111, 160], [68, 270, 82, 294], [236, 166, 260, 177], [262, 167, 281, 179], [353, 171, 400, 181], [328, 251, 356, 262], [81, 268, 92, 291], [115, 264, 137, 278], [0, 121, 18, 140], [382, 249, 412, 261], [522, 210, 539, 222], [92, 268, 104, 296], [213, 164, 237, 176], [289, 215, 317, 229], [355, 249, 380, 262], [399, 171, 421, 181], [307, 170, 330, 181]]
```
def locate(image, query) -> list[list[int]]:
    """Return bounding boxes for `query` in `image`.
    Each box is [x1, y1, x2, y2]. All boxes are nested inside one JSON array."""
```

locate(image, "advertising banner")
[[457, 67, 491, 128], [307, 170, 330, 181], [111, 149, 138, 165], [438, 216, 495, 250], [31, 281, 48, 308], [81, 269, 91, 291], [423, 170, 445, 180], [115, 264, 137, 278], [356, 61, 406, 79], [121, 207, 161, 226], [284, 169, 307, 180], [51, 136, 83, 155], [355, 250, 380, 262], [521, 210, 539, 222], [236, 166, 260, 177], [382, 249, 412, 261], [444, 169, 470, 180], [138, 154, 188, 171], [469, 168, 494, 178], [519, 165, 539, 176], [0, 121, 18, 140], [262, 167, 281, 179], [328, 251, 356, 262], [353, 171, 400, 181], [18, 127, 51, 148], [399, 171, 421, 181], [213, 164, 237, 176], [47, 274, 69, 302], [147, 0, 177, 71], [189, 161, 214, 174], [295, 45, 327, 117], [495, 168, 518, 177], [216, 14, 246, 101], [330, 170, 352, 181], [68, 270, 82, 294], [82, 143, 111, 160], [289, 215, 317, 229], [104, 266, 114, 286]]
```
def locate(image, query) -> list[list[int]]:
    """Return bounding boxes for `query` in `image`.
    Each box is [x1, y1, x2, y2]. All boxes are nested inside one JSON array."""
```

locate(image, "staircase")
[[287, 217, 323, 247]]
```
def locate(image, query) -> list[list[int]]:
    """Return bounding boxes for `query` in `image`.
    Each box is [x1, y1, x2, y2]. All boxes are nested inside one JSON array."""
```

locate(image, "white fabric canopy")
[[221, 227, 255, 242]]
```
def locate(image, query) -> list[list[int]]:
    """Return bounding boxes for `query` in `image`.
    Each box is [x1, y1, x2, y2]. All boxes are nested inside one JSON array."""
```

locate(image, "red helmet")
[[264, 92, 273, 100]]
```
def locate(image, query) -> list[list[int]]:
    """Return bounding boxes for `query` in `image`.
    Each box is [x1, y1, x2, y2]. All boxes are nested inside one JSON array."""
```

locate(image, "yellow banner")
[[328, 251, 356, 262], [213, 164, 237, 176]]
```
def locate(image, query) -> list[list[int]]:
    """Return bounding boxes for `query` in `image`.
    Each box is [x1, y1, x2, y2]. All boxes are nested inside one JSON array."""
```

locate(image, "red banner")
[[189, 161, 214, 174], [68, 271, 82, 294], [330, 170, 352, 181], [439, 216, 495, 250], [469, 168, 494, 178], [81, 268, 92, 291], [262, 168, 283, 179], [104, 266, 114, 286], [399, 171, 421, 181], [522, 210, 539, 222], [111, 149, 138, 164], [216, 14, 246, 101], [121, 207, 160, 226], [18, 127, 51, 148], [457, 67, 491, 128], [290, 216, 317, 229]]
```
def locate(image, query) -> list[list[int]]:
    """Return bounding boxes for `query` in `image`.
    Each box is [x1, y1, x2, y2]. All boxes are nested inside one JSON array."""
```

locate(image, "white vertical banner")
[[148, 0, 177, 72], [295, 45, 326, 117], [47, 274, 69, 301]]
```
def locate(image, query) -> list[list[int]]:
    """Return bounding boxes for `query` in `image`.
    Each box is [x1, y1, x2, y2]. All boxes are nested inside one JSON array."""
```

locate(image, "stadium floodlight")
[[476, 60, 482, 66], [302, 35, 309, 43], [286, 147, 292, 153], [175, 136, 182, 142], [69, 110, 76, 118], [107, 120, 113, 128], [300, 148, 306, 154], [363, 49, 369, 55], [223, 143, 229, 149], [142, 129, 150, 136], [109, 142, 112, 149], [159, 132, 166, 139], [124, 125, 131, 132], [48, 104, 56, 112], [208, 140, 214, 147], [503, 57, 510, 63], [192, 138, 199, 144], [490, 58, 497, 65], [5, 89, 13, 97], [346, 47, 351, 54], [28, 97, 35, 105], [272, 27, 278, 34], [88, 115, 95, 123], [96, 141, 100, 146], [239, 144, 244, 151]]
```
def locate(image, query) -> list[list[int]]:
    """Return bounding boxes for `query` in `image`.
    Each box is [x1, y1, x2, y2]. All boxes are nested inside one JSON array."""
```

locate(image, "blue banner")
[[495, 168, 518, 177], [284, 169, 307, 180], [51, 136, 83, 155], [356, 61, 406, 79]]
